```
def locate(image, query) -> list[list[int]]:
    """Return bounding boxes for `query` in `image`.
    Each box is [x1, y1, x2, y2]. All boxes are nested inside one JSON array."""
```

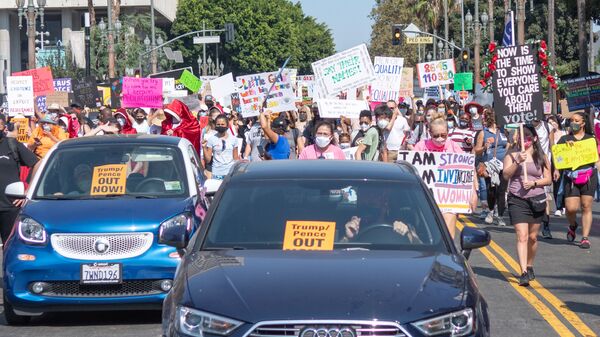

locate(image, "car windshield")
[[34, 145, 188, 199], [203, 180, 445, 251]]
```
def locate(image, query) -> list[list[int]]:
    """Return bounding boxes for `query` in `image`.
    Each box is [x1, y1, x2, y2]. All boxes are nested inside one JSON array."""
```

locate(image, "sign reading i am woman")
[[397, 151, 475, 214]]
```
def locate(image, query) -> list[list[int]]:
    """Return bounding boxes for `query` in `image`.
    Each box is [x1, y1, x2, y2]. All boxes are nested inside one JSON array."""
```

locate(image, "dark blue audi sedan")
[[161, 160, 491, 337]]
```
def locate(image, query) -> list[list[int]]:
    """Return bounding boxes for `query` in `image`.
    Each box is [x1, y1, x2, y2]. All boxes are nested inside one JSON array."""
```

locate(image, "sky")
[[296, 0, 375, 52]]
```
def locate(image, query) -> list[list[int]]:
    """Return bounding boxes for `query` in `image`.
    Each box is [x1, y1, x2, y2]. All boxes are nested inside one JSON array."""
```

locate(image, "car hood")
[[182, 250, 467, 324], [22, 198, 193, 233]]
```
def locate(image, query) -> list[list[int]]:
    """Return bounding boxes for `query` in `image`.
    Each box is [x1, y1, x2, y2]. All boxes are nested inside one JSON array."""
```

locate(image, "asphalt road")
[[0, 205, 598, 337]]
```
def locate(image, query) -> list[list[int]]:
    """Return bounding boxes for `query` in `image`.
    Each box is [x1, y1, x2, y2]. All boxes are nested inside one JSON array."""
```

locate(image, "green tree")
[[369, 0, 420, 65], [171, 0, 335, 75]]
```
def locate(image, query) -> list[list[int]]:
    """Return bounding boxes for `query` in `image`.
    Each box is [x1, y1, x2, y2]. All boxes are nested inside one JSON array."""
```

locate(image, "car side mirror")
[[159, 223, 189, 250], [5, 182, 26, 199], [460, 227, 490, 259]]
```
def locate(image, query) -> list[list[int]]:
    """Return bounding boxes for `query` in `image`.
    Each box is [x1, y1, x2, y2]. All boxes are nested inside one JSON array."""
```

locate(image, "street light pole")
[[107, 0, 115, 78], [461, 0, 465, 49], [150, 0, 157, 74], [17, 0, 46, 70], [444, 0, 449, 58], [474, 0, 481, 88], [516, 0, 526, 44]]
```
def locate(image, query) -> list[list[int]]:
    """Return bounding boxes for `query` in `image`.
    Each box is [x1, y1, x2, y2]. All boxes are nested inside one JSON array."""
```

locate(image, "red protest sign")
[[13, 67, 55, 96]]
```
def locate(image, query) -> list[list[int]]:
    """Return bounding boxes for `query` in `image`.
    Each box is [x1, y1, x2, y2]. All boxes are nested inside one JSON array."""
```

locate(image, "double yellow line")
[[457, 217, 597, 337]]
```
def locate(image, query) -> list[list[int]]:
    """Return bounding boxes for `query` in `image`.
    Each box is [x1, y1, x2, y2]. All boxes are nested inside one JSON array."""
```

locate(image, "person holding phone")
[[27, 116, 68, 159]]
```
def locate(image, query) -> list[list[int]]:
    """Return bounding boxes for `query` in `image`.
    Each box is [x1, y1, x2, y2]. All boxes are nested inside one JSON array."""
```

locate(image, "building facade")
[[0, 0, 177, 94]]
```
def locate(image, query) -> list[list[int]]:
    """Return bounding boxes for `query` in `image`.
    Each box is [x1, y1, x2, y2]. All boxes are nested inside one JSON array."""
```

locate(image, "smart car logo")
[[300, 328, 355, 337], [94, 238, 111, 254]]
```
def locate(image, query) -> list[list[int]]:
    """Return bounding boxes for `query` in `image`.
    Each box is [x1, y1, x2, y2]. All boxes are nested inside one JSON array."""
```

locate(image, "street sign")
[[402, 23, 421, 38], [406, 37, 433, 44], [193, 36, 221, 44]]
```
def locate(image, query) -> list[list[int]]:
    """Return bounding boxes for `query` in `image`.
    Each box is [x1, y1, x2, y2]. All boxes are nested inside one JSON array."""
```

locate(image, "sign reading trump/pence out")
[[397, 151, 475, 214], [283, 221, 336, 251], [90, 164, 127, 196]]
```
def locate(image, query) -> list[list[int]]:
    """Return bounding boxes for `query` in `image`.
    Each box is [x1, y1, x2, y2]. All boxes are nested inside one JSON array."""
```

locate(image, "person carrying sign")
[[27, 115, 68, 159], [554, 112, 599, 249], [503, 125, 552, 286], [413, 113, 472, 239]]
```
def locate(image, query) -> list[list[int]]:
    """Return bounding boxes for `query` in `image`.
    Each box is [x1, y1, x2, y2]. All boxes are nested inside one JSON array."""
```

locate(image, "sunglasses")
[[431, 133, 448, 139]]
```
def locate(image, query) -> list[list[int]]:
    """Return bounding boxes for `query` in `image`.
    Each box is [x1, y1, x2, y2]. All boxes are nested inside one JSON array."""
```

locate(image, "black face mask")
[[136, 117, 145, 122], [215, 126, 228, 134]]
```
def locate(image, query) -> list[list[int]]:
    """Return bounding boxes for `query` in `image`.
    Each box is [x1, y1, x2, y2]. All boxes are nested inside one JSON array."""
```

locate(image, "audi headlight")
[[177, 306, 243, 336], [18, 217, 47, 245], [412, 308, 474, 336]]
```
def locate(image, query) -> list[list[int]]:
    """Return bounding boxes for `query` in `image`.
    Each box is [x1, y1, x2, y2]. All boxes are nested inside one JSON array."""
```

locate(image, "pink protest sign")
[[13, 67, 55, 96], [122, 77, 163, 108]]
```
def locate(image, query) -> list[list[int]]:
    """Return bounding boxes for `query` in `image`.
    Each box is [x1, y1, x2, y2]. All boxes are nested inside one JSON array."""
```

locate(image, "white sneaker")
[[561, 208, 566, 216], [479, 210, 489, 220], [496, 217, 507, 227], [554, 210, 562, 217], [485, 212, 494, 224]]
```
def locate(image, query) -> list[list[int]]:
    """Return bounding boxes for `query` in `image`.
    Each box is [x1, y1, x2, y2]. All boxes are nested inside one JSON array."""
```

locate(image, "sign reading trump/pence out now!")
[[397, 151, 475, 214], [90, 164, 128, 196], [283, 221, 336, 251]]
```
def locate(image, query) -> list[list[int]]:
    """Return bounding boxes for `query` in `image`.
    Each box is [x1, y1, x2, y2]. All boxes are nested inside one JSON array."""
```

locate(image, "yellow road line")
[[456, 221, 575, 336], [460, 217, 597, 337]]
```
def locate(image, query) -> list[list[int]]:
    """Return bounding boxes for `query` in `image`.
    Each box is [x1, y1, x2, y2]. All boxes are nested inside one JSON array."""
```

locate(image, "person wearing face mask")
[[27, 116, 68, 158], [503, 125, 552, 286], [380, 103, 410, 162], [204, 115, 239, 179], [554, 112, 599, 249], [0, 116, 40, 245], [114, 109, 137, 135], [413, 113, 467, 239], [162, 100, 201, 153], [296, 106, 311, 134], [299, 121, 345, 160], [474, 108, 510, 226], [301, 105, 321, 147], [339, 133, 352, 149], [354, 110, 380, 161], [449, 112, 475, 153], [259, 110, 290, 160], [131, 108, 150, 134], [465, 102, 484, 131], [406, 107, 435, 150]]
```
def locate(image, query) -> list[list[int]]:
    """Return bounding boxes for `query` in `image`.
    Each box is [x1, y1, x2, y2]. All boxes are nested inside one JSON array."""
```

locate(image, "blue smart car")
[[3, 135, 209, 325]]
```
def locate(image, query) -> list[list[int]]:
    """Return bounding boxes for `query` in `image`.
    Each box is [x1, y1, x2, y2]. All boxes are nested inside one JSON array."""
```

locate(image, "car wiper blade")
[[35, 195, 80, 200], [340, 247, 370, 251], [204, 246, 247, 251]]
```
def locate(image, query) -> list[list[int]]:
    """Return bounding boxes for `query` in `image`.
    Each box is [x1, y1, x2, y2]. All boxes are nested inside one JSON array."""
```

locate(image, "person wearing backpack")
[[0, 117, 40, 245], [354, 110, 380, 161]]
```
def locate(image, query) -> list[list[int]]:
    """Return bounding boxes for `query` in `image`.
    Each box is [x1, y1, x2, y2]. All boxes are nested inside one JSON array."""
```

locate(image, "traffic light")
[[392, 25, 402, 46], [225, 23, 235, 43], [461, 49, 470, 72]]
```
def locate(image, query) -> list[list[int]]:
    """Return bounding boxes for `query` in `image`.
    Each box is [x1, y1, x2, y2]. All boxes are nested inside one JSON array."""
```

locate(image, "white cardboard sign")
[[209, 73, 236, 101], [7, 76, 35, 116], [312, 44, 376, 98], [316, 99, 369, 119], [371, 57, 404, 103]]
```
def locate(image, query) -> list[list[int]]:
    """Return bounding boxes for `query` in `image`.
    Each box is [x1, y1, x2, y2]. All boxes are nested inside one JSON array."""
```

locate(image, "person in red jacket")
[[114, 109, 137, 135], [162, 100, 201, 152]]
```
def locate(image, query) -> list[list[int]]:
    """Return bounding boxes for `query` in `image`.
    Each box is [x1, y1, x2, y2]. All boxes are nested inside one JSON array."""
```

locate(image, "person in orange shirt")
[[27, 116, 68, 158]]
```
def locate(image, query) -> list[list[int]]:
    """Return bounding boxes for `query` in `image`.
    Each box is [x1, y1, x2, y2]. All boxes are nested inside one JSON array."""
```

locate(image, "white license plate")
[[80, 263, 122, 284]]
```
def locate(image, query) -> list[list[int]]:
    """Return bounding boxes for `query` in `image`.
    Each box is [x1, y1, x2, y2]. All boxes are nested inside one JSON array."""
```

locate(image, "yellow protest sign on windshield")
[[283, 221, 336, 251], [552, 138, 599, 170], [90, 164, 127, 195]]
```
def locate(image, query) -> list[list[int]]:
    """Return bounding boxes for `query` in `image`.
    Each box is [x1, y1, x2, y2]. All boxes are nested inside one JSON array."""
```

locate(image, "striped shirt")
[[448, 128, 476, 153]]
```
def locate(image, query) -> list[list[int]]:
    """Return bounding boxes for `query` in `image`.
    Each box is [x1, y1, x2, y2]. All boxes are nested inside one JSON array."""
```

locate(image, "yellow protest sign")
[[552, 138, 599, 170], [283, 221, 336, 251], [12, 117, 29, 143], [90, 164, 127, 195]]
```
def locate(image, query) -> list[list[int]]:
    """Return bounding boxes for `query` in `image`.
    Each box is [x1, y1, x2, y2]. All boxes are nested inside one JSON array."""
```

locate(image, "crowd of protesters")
[[1, 90, 599, 287]]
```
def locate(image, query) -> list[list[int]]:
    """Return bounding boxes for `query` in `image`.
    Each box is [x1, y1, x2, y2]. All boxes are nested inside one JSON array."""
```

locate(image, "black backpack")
[[3, 137, 21, 174]]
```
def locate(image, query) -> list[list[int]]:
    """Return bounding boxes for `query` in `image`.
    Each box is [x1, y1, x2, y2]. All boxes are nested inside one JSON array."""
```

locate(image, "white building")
[[0, 0, 178, 93]]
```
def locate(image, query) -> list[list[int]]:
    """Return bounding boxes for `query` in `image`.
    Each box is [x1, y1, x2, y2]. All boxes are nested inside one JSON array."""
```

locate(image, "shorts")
[[564, 170, 598, 198], [507, 194, 545, 225]]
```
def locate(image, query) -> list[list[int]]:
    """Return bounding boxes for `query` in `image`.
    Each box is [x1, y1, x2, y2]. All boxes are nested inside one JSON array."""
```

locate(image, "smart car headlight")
[[159, 213, 191, 240], [178, 306, 243, 336], [18, 217, 47, 245], [412, 308, 474, 336]]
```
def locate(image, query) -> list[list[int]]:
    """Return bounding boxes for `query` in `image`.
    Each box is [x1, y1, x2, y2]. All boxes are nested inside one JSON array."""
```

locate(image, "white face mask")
[[340, 142, 351, 149], [360, 123, 370, 131], [117, 118, 126, 127], [377, 119, 389, 129], [315, 136, 331, 148], [42, 124, 52, 132], [447, 121, 455, 129]]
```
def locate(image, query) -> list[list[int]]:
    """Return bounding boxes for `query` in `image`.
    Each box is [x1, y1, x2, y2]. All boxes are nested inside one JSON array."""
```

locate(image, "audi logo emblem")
[[300, 327, 355, 337], [94, 238, 111, 254]]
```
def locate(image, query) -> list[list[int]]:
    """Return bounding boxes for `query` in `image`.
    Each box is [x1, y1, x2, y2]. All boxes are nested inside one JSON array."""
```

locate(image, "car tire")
[[3, 295, 32, 326]]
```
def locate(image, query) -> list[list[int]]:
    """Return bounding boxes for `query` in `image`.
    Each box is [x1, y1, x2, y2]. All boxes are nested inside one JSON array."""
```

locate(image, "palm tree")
[[577, 0, 588, 76]]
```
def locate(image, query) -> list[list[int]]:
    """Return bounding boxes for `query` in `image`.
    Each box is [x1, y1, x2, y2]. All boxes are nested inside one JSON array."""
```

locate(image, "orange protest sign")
[[12, 117, 29, 143], [90, 164, 127, 196], [283, 221, 336, 251]]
